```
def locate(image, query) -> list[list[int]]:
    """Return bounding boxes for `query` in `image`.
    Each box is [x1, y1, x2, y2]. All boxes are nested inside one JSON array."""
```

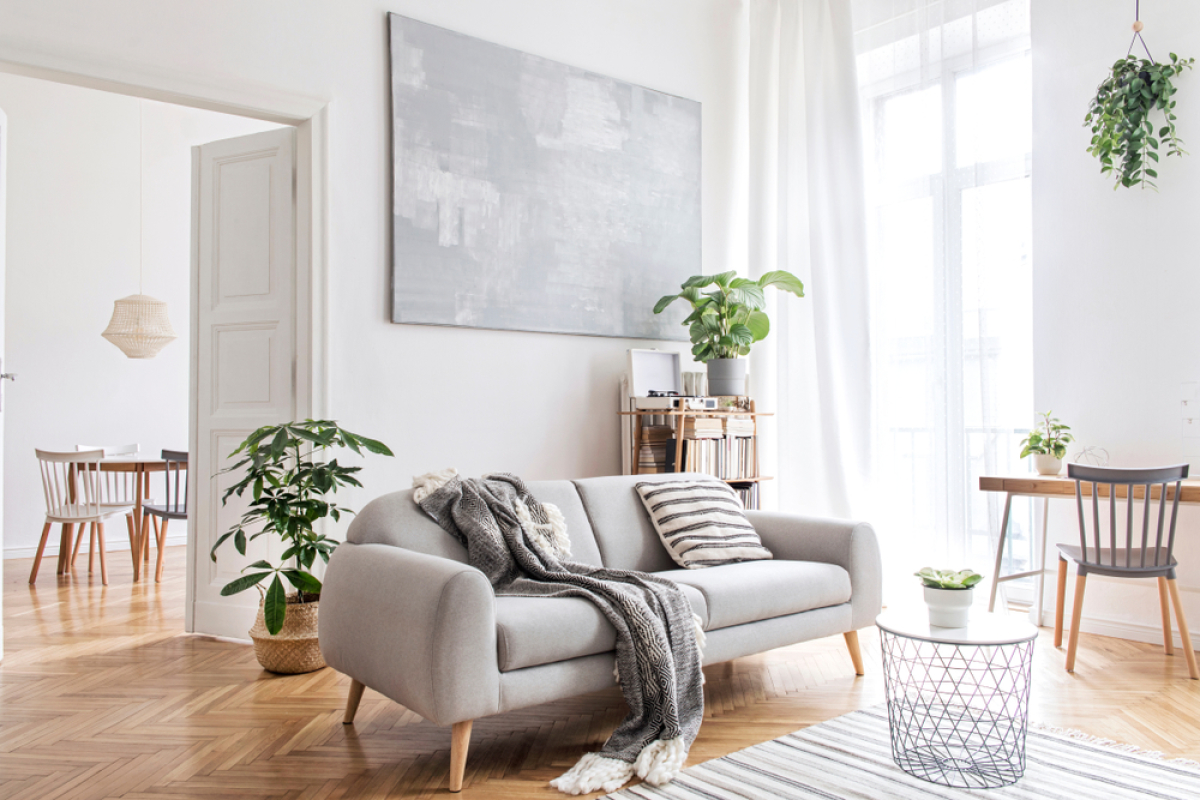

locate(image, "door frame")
[[0, 55, 330, 636]]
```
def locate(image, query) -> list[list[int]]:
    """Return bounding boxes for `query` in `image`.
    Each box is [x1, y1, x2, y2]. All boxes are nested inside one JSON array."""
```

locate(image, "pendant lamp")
[[102, 101, 177, 359]]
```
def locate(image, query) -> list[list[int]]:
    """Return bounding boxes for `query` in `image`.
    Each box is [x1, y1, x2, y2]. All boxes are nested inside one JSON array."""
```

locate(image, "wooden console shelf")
[[620, 401, 771, 508]]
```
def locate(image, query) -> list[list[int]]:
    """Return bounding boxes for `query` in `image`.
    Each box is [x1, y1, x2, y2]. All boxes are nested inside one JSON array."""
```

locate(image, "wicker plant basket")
[[249, 593, 326, 674]]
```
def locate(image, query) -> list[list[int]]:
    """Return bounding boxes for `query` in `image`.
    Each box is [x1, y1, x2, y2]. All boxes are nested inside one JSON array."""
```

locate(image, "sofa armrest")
[[745, 511, 882, 631], [318, 542, 500, 726]]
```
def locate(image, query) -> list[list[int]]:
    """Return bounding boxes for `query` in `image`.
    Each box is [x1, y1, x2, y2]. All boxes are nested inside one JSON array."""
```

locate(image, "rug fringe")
[[1030, 722, 1200, 770]]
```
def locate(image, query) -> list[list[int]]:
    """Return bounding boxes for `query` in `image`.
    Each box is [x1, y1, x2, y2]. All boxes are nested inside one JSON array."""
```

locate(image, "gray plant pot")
[[707, 358, 747, 397]]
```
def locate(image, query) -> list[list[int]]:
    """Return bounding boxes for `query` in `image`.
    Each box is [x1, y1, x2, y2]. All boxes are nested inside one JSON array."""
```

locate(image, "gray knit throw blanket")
[[416, 471, 704, 795]]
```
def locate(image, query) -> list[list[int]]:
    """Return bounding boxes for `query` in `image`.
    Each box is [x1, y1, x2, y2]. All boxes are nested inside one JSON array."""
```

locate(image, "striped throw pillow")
[[635, 479, 773, 569]]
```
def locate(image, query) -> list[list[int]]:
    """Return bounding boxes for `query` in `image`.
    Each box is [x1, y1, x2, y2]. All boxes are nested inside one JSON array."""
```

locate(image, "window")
[[853, 0, 1034, 599]]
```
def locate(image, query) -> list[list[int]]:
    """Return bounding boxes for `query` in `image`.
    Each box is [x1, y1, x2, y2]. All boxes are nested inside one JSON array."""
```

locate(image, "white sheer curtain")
[[748, 0, 873, 521], [852, 0, 1034, 599]]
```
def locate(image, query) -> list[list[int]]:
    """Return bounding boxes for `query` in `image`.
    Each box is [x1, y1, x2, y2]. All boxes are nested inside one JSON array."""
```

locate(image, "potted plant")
[[1085, 52, 1194, 190], [653, 270, 805, 396], [1019, 411, 1074, 476], [916, 568, 983, 628], [211, 420, 393, 674]]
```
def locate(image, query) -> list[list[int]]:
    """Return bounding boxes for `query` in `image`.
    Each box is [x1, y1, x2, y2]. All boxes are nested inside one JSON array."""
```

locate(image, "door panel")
[[188, 127, 300, 639], [0, 109, 7, 660]]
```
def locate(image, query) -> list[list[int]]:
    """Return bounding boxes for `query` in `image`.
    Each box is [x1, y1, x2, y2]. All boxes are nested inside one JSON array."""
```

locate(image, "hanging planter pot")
[[1084, 14, 1194, 190]]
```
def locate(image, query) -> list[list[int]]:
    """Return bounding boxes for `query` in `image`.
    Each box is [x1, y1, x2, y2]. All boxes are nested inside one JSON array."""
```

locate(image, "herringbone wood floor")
[[3, 548, 1200, 799]]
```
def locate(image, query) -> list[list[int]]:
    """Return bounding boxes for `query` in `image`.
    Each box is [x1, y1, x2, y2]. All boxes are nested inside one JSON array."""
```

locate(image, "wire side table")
[[877, 610, 1037, 789]]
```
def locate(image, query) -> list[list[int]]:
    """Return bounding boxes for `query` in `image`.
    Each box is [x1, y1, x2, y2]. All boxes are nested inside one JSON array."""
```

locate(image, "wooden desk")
[[58, 456, 167, 582], [979, 474, 1200, 623]]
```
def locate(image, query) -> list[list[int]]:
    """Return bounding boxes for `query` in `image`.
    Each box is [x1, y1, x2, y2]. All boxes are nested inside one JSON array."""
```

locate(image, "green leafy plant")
[[916, 568, 983, 590], [1019, 411, 1074, 460], [1085, 53, 1195, 190], [653, 270, 805, 363], [210, 420, 393, 634]]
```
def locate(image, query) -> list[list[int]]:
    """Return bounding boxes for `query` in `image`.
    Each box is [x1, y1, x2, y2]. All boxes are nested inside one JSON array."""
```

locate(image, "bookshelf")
[[618, 401, 773, 509]]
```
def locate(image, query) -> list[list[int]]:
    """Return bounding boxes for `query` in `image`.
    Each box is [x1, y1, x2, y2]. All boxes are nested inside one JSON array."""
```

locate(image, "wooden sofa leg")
[[844, 630, 865, 676], [449, 720, 473, 792], [343, 679, 366, 724]]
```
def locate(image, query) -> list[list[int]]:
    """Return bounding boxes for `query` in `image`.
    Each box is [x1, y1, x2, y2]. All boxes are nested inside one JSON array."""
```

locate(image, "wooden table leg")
[[57, 523, 74, 575], [131, 468, 144, 582], [141, 468, 152, 565], [143, 469, 153, 564], [988, 493, 1013, 612]]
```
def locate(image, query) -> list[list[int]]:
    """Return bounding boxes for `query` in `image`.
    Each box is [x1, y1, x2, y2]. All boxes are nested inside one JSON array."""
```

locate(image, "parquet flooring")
[[3, 548, 1200, 798]]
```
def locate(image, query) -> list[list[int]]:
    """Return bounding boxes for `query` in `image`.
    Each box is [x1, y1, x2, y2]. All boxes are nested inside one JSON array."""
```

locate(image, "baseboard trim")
[[4, 533, 188, 560], [1033, 607, 1194, 650], [1029, 572, 1198, 650]]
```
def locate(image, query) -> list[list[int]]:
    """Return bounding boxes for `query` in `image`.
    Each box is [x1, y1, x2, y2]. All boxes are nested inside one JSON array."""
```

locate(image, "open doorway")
[[0, 68, 326, 646]]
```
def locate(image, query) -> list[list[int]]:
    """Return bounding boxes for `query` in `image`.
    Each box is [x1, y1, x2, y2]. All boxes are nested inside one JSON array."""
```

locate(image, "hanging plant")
[[1085, 53, 1194, 190], [1084, 7, 1194, 191]]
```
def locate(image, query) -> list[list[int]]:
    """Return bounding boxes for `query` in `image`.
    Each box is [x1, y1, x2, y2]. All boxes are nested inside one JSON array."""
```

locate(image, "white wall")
[[0, 1, 744, 550], [1033, 1, 1200, 643], [0, 73, 280, 557]]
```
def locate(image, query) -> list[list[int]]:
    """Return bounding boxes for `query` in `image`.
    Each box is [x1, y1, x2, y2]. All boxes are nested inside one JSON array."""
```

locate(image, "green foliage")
[[916, 567, 983, 590], [652, 270, 805, 363], [210, 420, 393, 635], [1019, 411, 1074, 460], [1085, 53, 1195, 190]]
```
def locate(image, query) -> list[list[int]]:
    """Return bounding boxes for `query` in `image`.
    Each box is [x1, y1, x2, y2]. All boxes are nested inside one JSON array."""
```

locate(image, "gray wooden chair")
[[1055, 463, 1198, 679], [142, 450, 188, 583]]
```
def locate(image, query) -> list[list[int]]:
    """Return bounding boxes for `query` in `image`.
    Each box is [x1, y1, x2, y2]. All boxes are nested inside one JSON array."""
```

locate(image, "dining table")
[[57, 453, 169, 582]]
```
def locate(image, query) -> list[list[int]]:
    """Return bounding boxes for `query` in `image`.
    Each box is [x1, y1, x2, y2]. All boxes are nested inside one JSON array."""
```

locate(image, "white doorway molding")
[[0, 49, 329, 638]]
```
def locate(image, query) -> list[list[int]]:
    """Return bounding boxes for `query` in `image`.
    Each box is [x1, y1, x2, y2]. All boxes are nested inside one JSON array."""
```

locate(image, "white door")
[[186, 127, 304, 639], [0, 108, 7, 660]]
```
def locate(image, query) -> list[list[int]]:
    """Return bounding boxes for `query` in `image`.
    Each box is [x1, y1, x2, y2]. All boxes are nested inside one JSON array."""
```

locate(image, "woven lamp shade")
[[101, 294, 177, 359]]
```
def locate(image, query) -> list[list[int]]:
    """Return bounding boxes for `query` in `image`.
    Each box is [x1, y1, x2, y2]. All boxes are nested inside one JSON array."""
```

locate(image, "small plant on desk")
[[1019, 411, 1074, 475]]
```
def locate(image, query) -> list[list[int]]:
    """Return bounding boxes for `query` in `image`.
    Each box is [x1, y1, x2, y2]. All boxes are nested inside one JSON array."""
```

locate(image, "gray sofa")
[[319, 473, 882, 792]]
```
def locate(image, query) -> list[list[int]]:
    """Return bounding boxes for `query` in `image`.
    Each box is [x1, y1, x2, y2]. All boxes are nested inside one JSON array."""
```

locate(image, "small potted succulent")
[[1019, 411, 1074, 476], [653, 270, 805, 396], [916, 568, 983, 628]]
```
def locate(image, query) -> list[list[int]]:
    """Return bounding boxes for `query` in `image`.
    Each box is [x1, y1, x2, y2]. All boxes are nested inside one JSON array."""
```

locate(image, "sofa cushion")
[[635, 478, 773, 568], [656, 560, 851, 631], [495, 583, 709, 672], [573, 473, 714, 573], [346, 480, 606, 568], [526, 480, 604, 567]]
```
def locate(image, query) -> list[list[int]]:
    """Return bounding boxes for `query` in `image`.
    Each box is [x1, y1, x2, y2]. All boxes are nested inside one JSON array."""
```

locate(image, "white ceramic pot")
[[1034, 454, 1063, 476], [924, 585, 974, 628]]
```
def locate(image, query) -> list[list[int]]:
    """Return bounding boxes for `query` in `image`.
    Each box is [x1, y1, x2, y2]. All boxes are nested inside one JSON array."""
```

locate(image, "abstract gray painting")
[[389, 13, 699, 339]]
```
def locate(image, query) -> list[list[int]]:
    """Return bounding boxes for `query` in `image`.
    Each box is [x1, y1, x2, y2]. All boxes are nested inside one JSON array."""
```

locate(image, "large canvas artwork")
[[388, 13, 700, 339]]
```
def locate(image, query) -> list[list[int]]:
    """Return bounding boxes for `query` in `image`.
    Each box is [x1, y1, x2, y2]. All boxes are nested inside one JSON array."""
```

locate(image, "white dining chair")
[[72, 444, 143, 571], [31, 449, 136, 585]]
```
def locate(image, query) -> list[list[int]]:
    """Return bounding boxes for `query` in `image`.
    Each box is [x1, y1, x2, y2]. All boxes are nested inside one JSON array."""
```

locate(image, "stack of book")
[[724, 415, 754, 437], [637, 425, 674, 473], [681, 417, 723, 439]]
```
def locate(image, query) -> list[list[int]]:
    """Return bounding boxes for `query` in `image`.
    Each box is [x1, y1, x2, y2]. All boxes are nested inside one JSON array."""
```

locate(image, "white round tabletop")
[[875, 608, 1038, 646]]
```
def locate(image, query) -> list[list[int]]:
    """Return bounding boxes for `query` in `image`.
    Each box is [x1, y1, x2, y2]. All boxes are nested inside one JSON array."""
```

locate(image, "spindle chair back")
[[1055, 462, 1197, 679]]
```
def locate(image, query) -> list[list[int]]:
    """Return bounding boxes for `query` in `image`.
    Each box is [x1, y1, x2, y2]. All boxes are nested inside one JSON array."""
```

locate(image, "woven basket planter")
[[249, 594, 326, 674]]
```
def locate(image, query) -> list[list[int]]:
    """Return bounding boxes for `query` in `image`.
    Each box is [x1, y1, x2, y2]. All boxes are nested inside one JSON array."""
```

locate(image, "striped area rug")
[[603, 706, 1200, 799]]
